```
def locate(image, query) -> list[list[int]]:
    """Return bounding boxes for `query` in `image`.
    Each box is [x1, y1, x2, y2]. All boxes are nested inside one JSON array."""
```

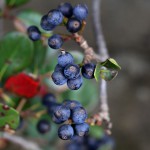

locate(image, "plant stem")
[[73, 33, 101, 63], [0, 91, 15, 106], [92, 0, 112, 134], [35, 109, 47, 118], [16, 98, 26, 113], [2, 132, 41, 150]]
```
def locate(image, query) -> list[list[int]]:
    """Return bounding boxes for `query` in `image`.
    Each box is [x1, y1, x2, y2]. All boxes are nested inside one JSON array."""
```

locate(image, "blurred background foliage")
[[0, 0, 150, 150]]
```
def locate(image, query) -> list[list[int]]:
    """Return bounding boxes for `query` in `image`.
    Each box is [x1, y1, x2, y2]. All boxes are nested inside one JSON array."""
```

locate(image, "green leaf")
[[89, 126, 104, 139], [70, 51, 84, 64], [0, 104, 19, 129], [17, 10, 41, 28], [17, 10, 49, 33], [0, 32, 34, 79], [40, 47, 58, 74], [25, 117, 58, 142], [94, 63, 102, 81], [100, 68, 118, 81], [60, 79, 99, 113], [29, 41, 47, 74], [101, 58, 121, 70], [6, 0, 30, 7]]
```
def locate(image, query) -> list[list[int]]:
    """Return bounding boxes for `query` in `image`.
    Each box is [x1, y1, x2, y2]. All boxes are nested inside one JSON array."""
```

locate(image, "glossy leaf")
[[70, 51, 84, 64], [60, 79, 99, 113], [100, 69, 118, 81], [26, 117, 58, 142], [17, 10, 49, 33], [6, 0, 30, 7], [101, 58, 121, 70], [94, 63, 101, 81], [29, 41, 47, 74], [40, 47, 58, 74], [0, 104, 19, 129], [0, 32, 34, 79]]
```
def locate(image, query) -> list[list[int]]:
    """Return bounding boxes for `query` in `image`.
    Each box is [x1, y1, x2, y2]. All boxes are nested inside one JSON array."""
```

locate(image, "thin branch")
[[92, 0, 112, 134], [92, 0, 109, 61], [1, 132, 41, 150], [73, 33, 101, 63]]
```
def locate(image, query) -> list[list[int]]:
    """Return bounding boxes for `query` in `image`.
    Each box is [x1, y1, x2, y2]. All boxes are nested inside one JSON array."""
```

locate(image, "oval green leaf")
[[0, 32, 34, 79], [101, 58, 121, 70], [0, 104, 19, 129], [94, 63, 102, 81], [17, 10, 50, 33], [6, 0, 30, 7], [100, 68, 118, 81]]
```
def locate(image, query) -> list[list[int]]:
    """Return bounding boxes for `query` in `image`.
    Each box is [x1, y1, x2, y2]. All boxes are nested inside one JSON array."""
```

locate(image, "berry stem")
[[28, 103, 41, 111], [16, 98, 27, 113], [92, 0, 112, 134], [35, 109, 47, 118]]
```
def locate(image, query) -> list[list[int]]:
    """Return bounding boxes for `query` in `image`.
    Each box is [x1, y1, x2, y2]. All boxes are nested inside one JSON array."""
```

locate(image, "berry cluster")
[[41, 93, 89, 140], [52, 51, 83, 90], [54, 100, 89, 140], [65, 134, 114, 150], [27, 3, 88, 49], [47, 3, 88, 49], [52, 51, 96, 90]]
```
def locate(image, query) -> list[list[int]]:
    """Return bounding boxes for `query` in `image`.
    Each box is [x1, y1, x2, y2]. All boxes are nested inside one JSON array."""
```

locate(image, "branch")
[[92, 0, 112, 134], [1, 132, 41, 150], [73, 33, 101, 63]]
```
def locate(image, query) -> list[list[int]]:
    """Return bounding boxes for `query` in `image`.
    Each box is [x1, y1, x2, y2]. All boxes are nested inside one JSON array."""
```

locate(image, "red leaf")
[[4, 73, 40, 98]]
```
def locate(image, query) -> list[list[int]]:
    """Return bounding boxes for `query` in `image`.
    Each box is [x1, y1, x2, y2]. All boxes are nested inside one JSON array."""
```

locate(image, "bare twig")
[[73, 33, 101, 63], [92, 0, 112, 134], [1, 132, 41, 150], [16, 98, 27, 112]]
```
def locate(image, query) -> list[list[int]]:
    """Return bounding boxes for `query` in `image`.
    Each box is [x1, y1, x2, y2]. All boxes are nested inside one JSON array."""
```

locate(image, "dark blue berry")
[[82, 63, 96, 79], [40, 15, 55, 31], [74, 123, 89, 137], [58, 52, 74, 67], [58, 124, 74, 140], [27, 25, 41, 41], [47, 103, 61, 115], [47, 9, 64, 26], [67, 75, 83, 90], [73, 4, 88, 20], [52, 70, 67, 85], [53, 105, 71, 122], [58, 2, 73, 18], [62, 100, 82, 110], [54, 64, 64, 72], [64, 64, 80, 79], [66, 143, 82, 150], [71, 106, 87, 124], [85, 136, 100, 150], [42, 93, 56, 106], [66, 18, 82, 33], [48, 34, 63, 49], [52, 113, 64, 124], [37, 119, 50, 134]]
